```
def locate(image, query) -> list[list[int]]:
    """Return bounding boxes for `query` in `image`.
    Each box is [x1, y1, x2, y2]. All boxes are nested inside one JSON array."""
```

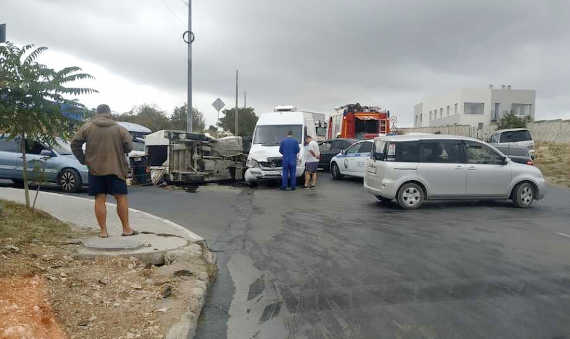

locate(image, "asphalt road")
[[3, 176, 570, 338]]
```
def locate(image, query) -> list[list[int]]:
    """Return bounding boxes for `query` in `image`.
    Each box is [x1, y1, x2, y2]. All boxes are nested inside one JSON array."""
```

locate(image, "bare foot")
[[99, 231, 109, 238]]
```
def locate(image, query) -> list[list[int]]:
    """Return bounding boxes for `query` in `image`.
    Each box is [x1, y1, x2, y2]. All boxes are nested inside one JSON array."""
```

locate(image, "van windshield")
[[253, 125, 303, 146]]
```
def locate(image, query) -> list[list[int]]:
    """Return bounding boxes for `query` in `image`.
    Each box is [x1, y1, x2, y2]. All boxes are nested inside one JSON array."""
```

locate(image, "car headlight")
[[247, 158, 259, 168]]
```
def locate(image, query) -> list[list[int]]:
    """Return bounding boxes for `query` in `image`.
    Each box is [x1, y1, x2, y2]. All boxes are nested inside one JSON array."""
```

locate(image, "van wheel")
[[513, 182, 534, 208], [331, 163, 343, 180], [58, 169, 81, 193], [397, 182, 424, 209]]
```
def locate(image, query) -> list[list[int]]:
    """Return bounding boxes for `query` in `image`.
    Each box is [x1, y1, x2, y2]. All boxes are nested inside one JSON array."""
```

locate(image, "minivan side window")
[[464, 141, 504, 165], [386, 141, 420, 162], [420, 140, 462, 163]]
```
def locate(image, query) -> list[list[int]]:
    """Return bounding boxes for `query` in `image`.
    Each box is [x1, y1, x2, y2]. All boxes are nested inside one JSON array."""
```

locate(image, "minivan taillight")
[[526, 160, 534, 166]]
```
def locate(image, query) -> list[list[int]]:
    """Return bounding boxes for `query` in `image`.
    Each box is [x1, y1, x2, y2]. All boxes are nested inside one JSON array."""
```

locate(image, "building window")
[[464, 102, 484, 114], [454, 103, 458, 114], [440, 108, 443, 119], [492, 103, 500, 121], [511, 103, 531, 116], [446, 105, 450, 117], [429, 111, 432, 120]]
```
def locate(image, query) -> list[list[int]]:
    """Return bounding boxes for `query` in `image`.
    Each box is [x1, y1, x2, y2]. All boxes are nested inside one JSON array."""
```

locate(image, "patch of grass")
[[0, 200, 72, 245], [534, 142, 570, 188]]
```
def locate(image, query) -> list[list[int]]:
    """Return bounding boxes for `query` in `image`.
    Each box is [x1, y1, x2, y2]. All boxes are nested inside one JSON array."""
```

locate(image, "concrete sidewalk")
[[0, 187, 203, 259]]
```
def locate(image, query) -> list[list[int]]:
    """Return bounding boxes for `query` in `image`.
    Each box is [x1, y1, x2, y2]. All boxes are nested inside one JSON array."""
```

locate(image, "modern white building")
[[414, 86, 536, 128]]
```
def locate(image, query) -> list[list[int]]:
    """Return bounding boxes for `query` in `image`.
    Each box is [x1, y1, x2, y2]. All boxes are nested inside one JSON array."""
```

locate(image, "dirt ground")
[[0, 201, 212, 339], [534, 142, 570, 188]]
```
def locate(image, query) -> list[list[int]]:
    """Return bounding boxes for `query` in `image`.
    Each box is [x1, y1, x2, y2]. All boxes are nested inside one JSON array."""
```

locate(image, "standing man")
[[304, 135, 320, 189], [71, 104, 136, 238], [279, 130, 300, 191]]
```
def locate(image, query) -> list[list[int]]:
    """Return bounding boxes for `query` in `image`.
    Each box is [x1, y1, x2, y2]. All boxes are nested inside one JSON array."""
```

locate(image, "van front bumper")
[[245, 166, 304, 183]]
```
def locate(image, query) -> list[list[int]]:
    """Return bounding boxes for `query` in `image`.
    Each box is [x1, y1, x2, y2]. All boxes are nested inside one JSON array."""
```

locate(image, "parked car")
[[488, 128, 534, 158], [364, 135, 545, 209], [330, 140, 373, 179], [318, 138, 355, 170], [491, 143, 534, 165], [0, 135, 88, 193]]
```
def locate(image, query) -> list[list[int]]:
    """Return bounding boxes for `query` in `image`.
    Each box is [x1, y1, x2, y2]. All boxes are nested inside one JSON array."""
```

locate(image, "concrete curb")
[[0, 188, 215, 339]]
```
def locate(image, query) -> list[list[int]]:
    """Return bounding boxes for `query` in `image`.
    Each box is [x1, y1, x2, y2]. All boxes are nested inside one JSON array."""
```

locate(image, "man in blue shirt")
[[279, 130, 300, 190]]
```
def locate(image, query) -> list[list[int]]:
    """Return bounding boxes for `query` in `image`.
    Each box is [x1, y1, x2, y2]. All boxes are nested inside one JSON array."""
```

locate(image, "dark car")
[[318, 138, 356, 170]]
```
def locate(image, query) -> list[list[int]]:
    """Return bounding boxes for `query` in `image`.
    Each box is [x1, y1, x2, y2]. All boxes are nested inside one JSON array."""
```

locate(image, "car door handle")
[[467, 166, 476, 170], [455, 165, 463, 169]]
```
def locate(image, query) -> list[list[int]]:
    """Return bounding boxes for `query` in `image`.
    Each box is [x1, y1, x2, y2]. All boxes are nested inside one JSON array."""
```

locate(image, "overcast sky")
[[3, 0, 570, 127]]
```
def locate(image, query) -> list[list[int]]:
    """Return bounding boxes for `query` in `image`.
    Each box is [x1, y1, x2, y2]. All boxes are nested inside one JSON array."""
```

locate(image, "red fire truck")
[[327, 103, 390, 140]]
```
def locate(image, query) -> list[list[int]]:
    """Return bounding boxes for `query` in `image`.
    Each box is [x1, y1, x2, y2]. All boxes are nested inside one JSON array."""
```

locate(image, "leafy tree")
[[217, 107, 258, 136], [116, 104, 171, 132], [207, 125, 218, 137], [0, 42, 96, 208], [497, 112, 529, 129], [171, 104, 205, 132]]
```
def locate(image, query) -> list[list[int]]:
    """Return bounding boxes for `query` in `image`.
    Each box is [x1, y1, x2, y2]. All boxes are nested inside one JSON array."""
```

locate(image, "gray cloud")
[[3, 0, 570, 125]]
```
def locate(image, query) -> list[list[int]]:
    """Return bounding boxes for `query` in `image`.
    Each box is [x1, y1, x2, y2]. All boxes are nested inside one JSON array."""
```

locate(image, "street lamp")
[[0, 24, 6, 43]]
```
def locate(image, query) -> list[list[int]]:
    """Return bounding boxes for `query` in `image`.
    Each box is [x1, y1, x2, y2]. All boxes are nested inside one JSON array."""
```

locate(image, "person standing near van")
[[71, 104, 136, 238], [304, 135, 320, 188], [279, 130, 300, 191]]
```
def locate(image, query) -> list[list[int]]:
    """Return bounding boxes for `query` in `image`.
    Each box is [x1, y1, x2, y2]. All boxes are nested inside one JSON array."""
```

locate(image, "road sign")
[[0, 24, 6, 43], [212, 98, 225, 112]]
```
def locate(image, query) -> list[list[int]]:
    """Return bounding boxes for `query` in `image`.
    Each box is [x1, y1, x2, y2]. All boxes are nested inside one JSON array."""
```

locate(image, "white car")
[[330, 140, 373, 179]]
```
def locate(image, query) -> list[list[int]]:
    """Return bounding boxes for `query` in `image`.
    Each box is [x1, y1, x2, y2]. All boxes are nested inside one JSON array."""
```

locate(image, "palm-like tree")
[[0, 42, 97, 207]]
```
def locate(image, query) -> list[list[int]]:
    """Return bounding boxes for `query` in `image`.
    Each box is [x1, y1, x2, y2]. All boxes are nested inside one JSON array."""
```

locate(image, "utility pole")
[[0, 24, 6, 43], [235, 70, 239, 136], [186, 1, 192, 133], [243, 91, 247, 109]]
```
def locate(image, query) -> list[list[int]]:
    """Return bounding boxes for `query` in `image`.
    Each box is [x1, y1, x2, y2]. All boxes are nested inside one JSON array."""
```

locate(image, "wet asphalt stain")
[[259, 302, 282, 323], [248, 276, 266, 301]]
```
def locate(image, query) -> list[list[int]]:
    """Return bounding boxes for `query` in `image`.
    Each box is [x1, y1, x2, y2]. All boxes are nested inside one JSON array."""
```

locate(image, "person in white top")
[[304, 135, 320, 189]]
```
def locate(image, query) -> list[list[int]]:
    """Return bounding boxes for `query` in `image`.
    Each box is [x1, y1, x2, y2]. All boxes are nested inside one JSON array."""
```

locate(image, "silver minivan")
[[364, 135, 545, 209]]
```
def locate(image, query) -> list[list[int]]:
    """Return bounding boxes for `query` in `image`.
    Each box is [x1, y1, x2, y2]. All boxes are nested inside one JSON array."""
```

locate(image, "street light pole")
[[235, 70, 239, 136], [187, 0, 192, 133]]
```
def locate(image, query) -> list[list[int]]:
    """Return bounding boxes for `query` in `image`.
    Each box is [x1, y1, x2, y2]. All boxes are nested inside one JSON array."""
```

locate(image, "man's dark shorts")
[[305, 162, 319, 174], [88, 174, 128, 196]]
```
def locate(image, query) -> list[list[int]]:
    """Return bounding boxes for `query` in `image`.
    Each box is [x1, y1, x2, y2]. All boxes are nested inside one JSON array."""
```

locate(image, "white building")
[[414, 86, 536, 128]]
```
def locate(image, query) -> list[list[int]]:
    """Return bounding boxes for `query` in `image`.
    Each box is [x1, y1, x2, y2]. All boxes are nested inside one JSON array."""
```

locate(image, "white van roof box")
[[274, 105, 297, 112]]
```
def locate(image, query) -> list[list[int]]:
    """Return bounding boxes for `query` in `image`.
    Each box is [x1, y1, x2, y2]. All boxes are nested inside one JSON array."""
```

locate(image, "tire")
[[376, 195, 384, 201], [12, 179, 24, 187], [397, 182, 424, 209], [331, 163, 343, 180], [58, 168, 81, 193], [512, 182, 534, 208]]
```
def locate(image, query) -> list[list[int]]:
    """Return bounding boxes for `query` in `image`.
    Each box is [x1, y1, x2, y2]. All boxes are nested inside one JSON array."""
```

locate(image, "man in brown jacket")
[[71, 104, 136, 238]]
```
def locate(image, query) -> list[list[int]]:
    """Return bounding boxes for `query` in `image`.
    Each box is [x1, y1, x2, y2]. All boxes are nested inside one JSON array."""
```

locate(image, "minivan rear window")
[[386, 141, 420, 162], [500, 130, 531, 143]]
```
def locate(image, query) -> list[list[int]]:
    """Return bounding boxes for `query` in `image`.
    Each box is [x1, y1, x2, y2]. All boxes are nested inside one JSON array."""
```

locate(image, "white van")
[[245, 107, 316, 184]]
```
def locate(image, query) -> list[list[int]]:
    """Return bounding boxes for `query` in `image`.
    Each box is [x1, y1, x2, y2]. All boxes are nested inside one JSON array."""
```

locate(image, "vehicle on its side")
[[364, 135, 545, 209], [318, 138, 355, 170], [0, 135, 88, 193], [245, 106, 316, 185], [328, 103, 390, 140], [329, 140, 373, 179], [488, 128, 534, 158], [117, 121, 152, 184]]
